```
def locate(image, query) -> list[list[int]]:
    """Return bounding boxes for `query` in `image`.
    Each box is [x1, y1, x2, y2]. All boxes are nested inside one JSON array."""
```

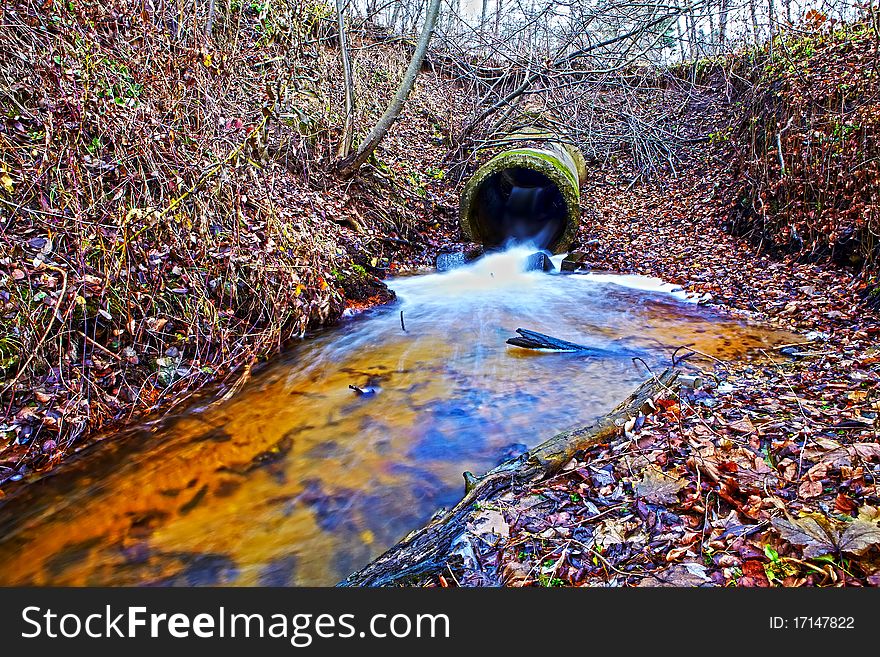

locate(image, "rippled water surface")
[[0, 248, 797, 585]]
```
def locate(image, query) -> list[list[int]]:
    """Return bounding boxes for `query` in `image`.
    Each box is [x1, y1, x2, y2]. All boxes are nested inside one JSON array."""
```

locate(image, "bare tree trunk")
[[686, 11, 697, 59], [494, 0, 503, 37], [337, 0, 442, 178], [675, 14, 686, 59], [336, 0, 356, 158], [767, 0, 776, 54], [749, 0, 760, 44], [708, 4, 716, 54], [719, 0, 729, 45], [205, 0, 216, 37], [389, 0, 402, 32]]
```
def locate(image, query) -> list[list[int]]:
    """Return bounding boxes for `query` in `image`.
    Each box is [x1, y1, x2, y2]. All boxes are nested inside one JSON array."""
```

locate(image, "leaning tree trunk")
[[336, 0, 442, 178], [335, 0, 356, 158]]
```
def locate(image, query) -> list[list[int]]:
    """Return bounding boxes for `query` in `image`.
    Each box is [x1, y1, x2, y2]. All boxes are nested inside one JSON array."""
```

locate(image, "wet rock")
[[436, 244, 483, 272], [436, 252, 468, 271], [561, 251, 590, 272], [524, 251, 555, 272]]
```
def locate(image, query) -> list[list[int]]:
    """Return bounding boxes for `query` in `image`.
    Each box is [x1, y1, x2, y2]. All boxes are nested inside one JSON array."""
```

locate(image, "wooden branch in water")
[[506, 328, 624, 359], [338, 367, 679, 587]]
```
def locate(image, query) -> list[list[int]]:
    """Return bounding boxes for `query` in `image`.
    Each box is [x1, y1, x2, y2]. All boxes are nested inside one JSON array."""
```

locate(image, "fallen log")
[[506, 328, 635, 360], [506, 328, 594, 352], [338, 367, 679, 587]]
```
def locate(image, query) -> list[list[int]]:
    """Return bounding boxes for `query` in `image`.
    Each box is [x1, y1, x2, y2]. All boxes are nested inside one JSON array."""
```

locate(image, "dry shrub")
[[0, 0, 450, 471]]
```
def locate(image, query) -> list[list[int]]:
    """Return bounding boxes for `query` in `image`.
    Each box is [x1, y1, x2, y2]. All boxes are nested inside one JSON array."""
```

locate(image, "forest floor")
[[443, 144, 880, 587]]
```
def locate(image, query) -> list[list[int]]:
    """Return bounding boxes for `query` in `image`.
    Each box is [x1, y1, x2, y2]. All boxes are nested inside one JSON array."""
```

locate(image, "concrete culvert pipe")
[[459, 142, 584, 253]]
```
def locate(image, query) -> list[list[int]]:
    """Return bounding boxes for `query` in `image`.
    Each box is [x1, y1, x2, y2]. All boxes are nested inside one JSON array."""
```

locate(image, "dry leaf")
[[772, 513, 880, 557], [727, 417, 756, 434], [471, 509, 509, 541], [772, 514, 838, 558], [797, 480, 823, 498], [635, 468, 688, 504], [838, 518, 880, 556], [638, 563, 711, 587]]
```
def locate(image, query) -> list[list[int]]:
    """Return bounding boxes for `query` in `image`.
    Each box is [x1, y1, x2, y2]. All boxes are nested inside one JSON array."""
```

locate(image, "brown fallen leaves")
[[444, 368, 880, 587], [772, 512, 880, 559]]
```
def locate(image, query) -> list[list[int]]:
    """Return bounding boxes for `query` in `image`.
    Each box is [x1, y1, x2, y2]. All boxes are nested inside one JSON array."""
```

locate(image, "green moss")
[[497, 148, 579, 189], [459, 143, 583, 254]]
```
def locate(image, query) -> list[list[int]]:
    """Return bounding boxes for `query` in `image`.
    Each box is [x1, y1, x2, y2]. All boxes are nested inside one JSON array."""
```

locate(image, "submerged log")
[[506, 328, 632, 360], [506, 328, 593, 352], [338, 367, 679, 587]]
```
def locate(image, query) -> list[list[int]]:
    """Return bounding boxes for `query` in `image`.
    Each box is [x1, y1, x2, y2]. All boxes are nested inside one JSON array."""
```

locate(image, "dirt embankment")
[[0, 2, 464, 485]]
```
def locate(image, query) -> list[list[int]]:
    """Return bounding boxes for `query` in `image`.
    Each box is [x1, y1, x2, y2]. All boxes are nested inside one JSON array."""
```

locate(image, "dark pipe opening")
[[474, 167, 567, 250]]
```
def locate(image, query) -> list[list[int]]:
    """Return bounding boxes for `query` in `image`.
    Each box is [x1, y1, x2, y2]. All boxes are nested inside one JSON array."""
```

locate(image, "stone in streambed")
[[561, 251, 590, 272], [436, 244, 484, 272], [524, 251, 555, 272], [436, 252, 468, 271]]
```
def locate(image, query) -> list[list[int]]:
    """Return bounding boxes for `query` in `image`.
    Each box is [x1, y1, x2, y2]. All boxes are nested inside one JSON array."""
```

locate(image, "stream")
[[0, 247, 797, 586]]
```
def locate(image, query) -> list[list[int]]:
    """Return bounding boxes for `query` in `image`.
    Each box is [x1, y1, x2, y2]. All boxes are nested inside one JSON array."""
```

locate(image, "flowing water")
[[0, 247, 798, 586]]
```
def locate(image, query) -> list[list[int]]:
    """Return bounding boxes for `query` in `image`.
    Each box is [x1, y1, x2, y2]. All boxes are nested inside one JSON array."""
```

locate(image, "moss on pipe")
[[459, 141, 582, 254]]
